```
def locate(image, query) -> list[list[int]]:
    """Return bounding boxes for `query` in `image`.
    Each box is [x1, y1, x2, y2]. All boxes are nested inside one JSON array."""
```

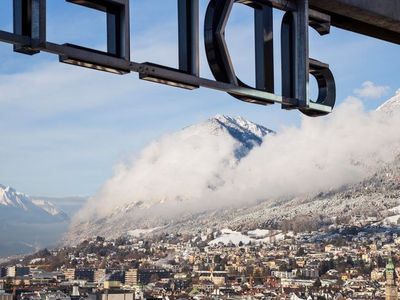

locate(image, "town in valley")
[[1, 216, 400, 300]]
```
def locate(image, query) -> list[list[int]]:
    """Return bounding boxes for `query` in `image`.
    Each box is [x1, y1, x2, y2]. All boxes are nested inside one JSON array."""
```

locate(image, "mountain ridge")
[[67, 97, 400, 244], [67, 115, 275, 242], [0, 185, 70, 257], [0, 184, 68, 222]]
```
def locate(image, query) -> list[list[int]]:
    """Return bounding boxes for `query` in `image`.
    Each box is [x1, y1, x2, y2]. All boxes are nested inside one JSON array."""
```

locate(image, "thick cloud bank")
[[73, 96, 400, 225]]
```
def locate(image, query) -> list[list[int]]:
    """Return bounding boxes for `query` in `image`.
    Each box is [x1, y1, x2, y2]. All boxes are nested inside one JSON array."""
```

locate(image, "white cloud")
[[396, 88, 400, 95], [74, 119, 239, 219], [354, 81, 390, 99], [72, 97, 400, 227]]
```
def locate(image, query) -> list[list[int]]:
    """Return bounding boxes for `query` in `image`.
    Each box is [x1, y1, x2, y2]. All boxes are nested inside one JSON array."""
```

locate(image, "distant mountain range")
[[3, 93, 400, 254], [0, 185, 86, 257], [0, 185, 68, 223]]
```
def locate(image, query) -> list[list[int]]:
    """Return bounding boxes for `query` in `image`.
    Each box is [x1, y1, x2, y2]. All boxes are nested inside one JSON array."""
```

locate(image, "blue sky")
[[0, 1, 398, 197]]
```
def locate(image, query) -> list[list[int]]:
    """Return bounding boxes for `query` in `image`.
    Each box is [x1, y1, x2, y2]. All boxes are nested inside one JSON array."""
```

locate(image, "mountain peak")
[[0, 184, 69, 221], [210, 114, 274, 137], [68, 115, 276, 243], [204, 115, 274, 159]]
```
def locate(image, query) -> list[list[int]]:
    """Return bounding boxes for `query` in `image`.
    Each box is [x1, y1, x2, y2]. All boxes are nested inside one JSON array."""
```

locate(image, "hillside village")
[[1, 215, 400, 300]]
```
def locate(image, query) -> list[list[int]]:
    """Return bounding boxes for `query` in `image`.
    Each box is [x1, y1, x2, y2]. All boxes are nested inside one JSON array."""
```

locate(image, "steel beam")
[[62, 0, 130, 73], [2, 0, 398, 117], [309, 0, 400, 44]]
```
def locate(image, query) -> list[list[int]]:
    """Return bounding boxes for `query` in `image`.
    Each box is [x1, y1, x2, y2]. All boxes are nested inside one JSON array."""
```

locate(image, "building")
[[103, 281, 121, 289], [0, 269, 6, 278], [138, 269, 170, 285], [371, 268, 385, 281], [75, 269, 95, 282], [0, 293, 13, 300], [108, 271, 125, 283], [0, 282, 12, 300], [385, 258, 398, 300], [197, 271, 227, 286], [124, 269, 138, 286], [64, 269, 75, 281], [89, 292, 134, 300], [297, 268, 319, 279], [7, 266, 29, 278], [94, 269, 106, 283]]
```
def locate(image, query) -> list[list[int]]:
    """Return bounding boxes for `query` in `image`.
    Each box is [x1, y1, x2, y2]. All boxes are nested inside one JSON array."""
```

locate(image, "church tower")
[[385, 258, 398, 300]]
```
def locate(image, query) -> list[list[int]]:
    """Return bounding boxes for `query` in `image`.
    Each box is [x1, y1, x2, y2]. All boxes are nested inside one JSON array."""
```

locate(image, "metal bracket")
[[60, 0, 131, 74], [139, 0, 200, 89]]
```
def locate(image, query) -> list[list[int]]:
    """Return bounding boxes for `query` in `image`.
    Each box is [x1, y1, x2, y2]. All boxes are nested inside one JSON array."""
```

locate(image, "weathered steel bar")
[[134, 62, 295, 106], [178, 0, 200, 77], [295, 0, 309, 108], [265, 0, 400, 44], [46, 43, 131, 74], [13, 0, 46, 55], [0, 30, 31, 45], [255, 3, 274, 93], [310, 0, 400, 44]]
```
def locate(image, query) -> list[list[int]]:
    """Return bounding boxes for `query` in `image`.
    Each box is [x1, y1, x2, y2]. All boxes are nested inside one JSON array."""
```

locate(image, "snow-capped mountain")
[[0, 185, 68, 222], [67, 95, 400, 244], [31, 199, 69, 220], [67, 115, 274, 242], [0, 185, 70, 257], [212, 114, 274, 158], [186, 114, 274, 159]]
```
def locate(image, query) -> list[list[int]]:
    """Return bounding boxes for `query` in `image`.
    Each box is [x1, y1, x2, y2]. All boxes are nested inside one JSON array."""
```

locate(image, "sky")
[[0, 1, 398, 197]]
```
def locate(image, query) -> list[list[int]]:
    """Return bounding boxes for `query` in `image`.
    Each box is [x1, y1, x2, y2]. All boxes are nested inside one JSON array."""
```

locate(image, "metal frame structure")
[[0, 0, 399, 117]]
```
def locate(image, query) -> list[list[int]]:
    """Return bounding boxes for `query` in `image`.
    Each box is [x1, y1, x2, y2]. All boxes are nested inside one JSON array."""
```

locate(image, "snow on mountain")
[[185, 114, 274, 160], [209, 229, 252, 246], [0, 185, 68, 222], [0, 185, 70, 257], [32, 199, 69, 220], [208, 228, 291, 246], [68, 115, 274, 242], [212, 114, 274, 158], [0, 184, 32, 210], [376, 91, 400, 113], [68, 94, 400, 243]]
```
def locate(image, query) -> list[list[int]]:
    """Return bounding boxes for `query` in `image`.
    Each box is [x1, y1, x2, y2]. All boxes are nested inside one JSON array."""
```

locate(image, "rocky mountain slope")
[[67, 95, 400, 243], [67, 115, 275, 242]]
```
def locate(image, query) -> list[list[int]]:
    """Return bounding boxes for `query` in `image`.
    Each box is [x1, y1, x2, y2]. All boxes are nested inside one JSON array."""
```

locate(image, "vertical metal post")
[[107, 11, 119, 56], [31, 0, 46, 47], [13, 0, 31, 38], [281, 11, 295, 107], [107, 1, 130, 61], [255, 3, 274, 93], [178, 0, 199, 76], [13, 0, 45, 55], [295, 0, 309, 107]]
